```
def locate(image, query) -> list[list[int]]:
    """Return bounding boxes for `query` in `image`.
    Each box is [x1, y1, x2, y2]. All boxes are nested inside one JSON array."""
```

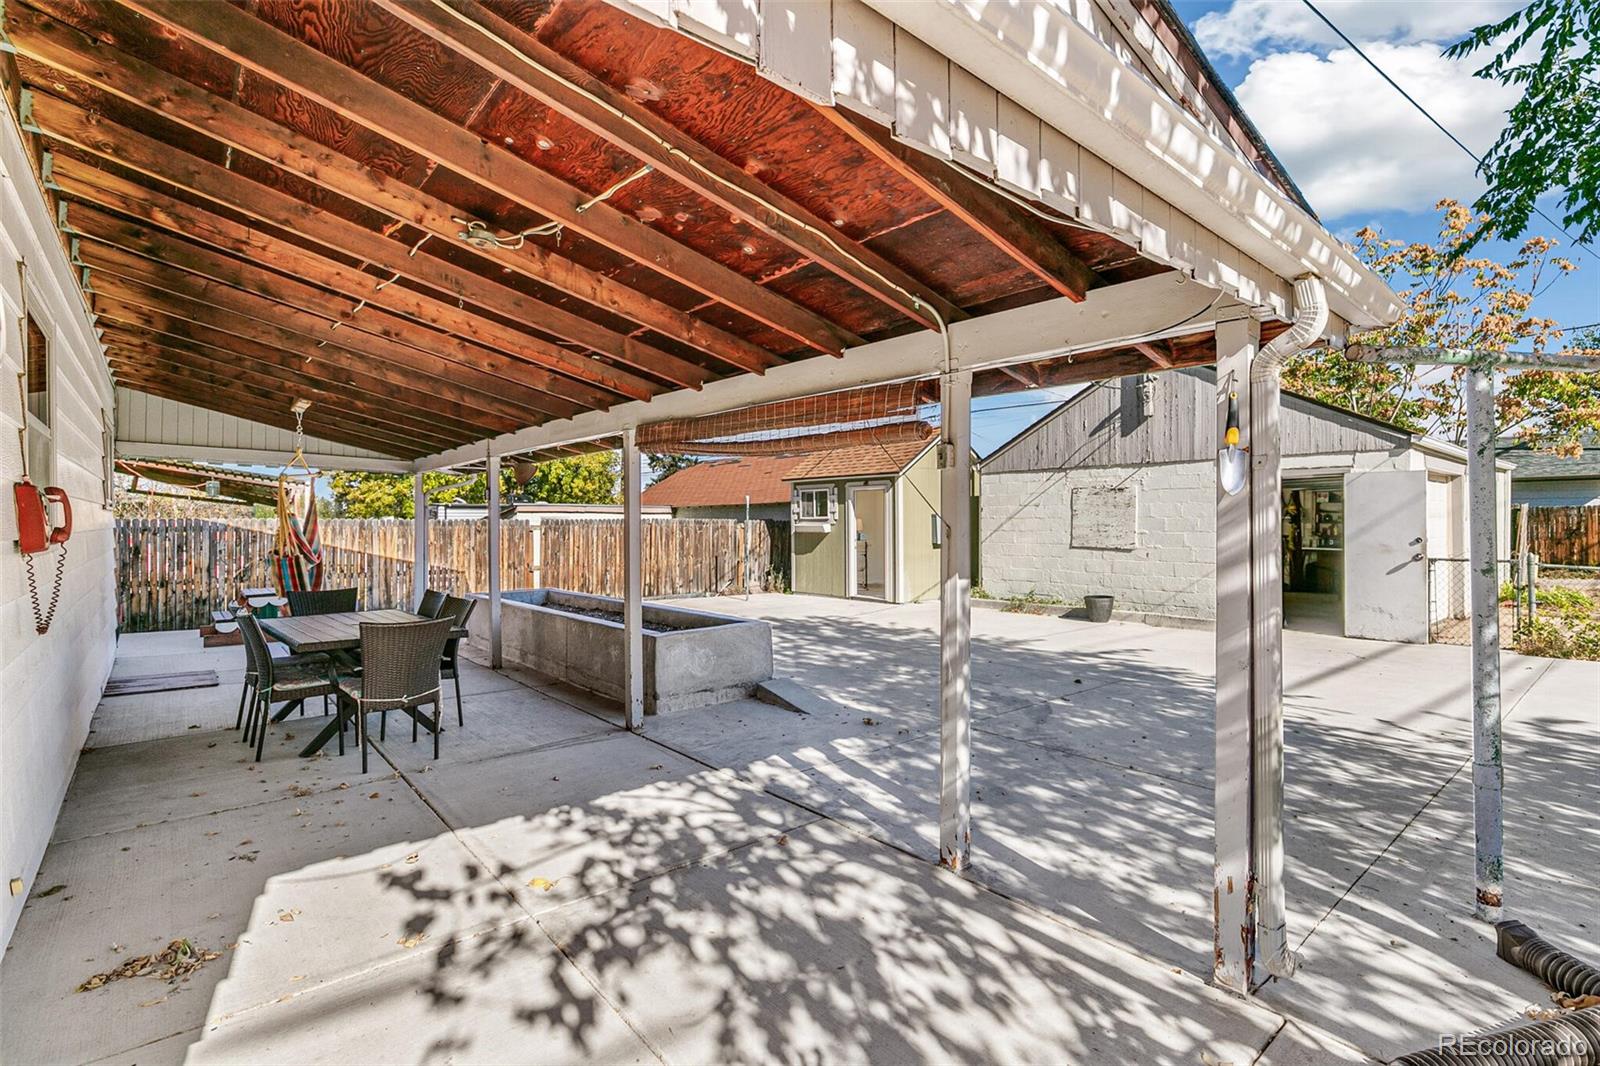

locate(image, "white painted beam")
[[938, 369, 973, 871], [486, 453, 502, 669], [415, 274, 1235, 470], [1213, 313, 1258, 995], [622, 427, 645, 732], [412, 474, 429, 611], [115, 440, 411, 474]]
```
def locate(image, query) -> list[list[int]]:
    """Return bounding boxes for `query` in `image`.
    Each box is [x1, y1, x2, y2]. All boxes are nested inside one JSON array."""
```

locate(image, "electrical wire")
[[1300, 0, 1597, 262]]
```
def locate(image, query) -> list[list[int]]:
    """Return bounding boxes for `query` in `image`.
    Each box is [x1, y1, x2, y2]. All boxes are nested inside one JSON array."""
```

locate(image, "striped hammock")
[[271, 474, 323, 596]]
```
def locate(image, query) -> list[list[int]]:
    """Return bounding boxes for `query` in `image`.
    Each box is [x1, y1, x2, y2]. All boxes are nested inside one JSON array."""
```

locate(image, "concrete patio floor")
[[1, 596, 1594, 1065]]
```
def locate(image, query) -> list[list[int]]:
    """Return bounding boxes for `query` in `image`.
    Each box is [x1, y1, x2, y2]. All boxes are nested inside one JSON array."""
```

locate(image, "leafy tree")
[[645, 453, 700, 481], [329, 453, 619, 518], [1281, 200, 1597, 453], [1446, 0, 1600, 251]]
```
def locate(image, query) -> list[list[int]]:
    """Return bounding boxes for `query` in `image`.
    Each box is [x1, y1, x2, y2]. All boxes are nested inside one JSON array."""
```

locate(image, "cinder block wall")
[[978, 461, 1216, 619]]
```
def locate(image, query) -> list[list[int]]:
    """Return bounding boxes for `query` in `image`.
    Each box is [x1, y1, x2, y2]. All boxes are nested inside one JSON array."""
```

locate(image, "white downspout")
[[1252, 275, 1329, 380]]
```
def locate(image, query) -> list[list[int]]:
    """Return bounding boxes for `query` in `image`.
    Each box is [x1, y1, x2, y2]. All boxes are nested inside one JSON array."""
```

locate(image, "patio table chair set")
[[235, 588, 477, 771]]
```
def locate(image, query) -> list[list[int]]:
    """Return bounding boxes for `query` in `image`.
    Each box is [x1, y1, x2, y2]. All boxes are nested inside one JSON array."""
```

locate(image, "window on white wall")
[[797, 487, 830, 520], [23, 311, 53, 485]]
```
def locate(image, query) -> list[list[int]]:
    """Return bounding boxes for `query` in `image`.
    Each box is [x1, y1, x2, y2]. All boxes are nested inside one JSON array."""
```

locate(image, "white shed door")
[[1344, 469, 1429, 643]]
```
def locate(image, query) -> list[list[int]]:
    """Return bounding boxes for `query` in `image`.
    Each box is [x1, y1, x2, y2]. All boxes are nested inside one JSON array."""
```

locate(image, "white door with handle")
[[1344, 469, 1430, 642]]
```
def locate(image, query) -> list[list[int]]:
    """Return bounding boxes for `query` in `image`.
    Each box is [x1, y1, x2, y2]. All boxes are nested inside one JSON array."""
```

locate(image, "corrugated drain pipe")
[[1252, 274, 1329, 381], [1391, 924, 1600, 1065]]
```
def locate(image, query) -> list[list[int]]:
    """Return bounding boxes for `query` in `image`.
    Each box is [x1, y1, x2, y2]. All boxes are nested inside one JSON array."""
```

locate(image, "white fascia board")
[[1412, 434, 1516, 472], [116, 440, 412, 474], [415, 272, 1232, 470], [862, 0, 1401, 330]]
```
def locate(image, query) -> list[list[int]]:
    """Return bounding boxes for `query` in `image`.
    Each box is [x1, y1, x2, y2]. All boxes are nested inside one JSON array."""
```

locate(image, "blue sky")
[[970, 0, 1599, 457]]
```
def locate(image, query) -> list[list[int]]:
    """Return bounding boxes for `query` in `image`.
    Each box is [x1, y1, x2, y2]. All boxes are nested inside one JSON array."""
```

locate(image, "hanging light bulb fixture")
[[1218, 391, 1248, 496]]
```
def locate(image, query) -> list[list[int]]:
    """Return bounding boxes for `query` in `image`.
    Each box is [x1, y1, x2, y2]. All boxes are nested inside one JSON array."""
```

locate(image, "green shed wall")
[[791, 480, 849, 597]]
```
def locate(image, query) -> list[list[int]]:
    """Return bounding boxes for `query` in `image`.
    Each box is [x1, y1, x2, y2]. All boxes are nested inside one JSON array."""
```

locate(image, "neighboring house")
[[1496, 437, 1600, 507], [979, 370, 1513, 642], [786, 435, 976, 604], [642, 456, 793, 521]]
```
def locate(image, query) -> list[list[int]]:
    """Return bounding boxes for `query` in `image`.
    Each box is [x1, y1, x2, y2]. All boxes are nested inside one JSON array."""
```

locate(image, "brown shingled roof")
[[783, 437, 932, 481], [642, 455, 795, 507]]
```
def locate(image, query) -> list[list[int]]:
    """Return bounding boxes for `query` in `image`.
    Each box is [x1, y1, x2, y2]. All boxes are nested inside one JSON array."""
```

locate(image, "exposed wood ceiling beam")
[[109, 366, 429, 458], [117, 0, 863, 357], [91, 297, 539, 436], [30, 95, 660, 403], [98, 322, 497, 447], [377, 0, 966, 333], [5, 3, 785, 377], [82, 257, 578, 427], [48, 146, 704, 398], [39, 113, 712, 392], [1132, 341, 1174, 367], [818, 108, 1101, 303]]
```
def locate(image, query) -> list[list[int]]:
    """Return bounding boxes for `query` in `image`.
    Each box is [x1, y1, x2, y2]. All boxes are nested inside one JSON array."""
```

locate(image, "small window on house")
[[797, 488, 830, 520], [23, 312, 53, 484]]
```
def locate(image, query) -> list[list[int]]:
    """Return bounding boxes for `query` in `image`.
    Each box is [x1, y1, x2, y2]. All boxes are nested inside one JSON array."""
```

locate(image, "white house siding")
[[980, 461, 1217, 620], [1, 115, 117, 947], [1511, 479, 1600, 508]]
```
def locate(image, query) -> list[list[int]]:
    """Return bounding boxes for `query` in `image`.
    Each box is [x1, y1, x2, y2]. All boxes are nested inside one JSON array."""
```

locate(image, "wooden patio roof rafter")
[[4, 0, 1186, 465]]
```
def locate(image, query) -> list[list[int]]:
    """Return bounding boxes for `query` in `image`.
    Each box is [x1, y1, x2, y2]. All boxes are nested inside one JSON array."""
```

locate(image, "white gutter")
[[1253, 275, 1329, 380]]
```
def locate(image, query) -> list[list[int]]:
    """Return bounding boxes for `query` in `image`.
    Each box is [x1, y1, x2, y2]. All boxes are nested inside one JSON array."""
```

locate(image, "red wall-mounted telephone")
[[13, 478, 71, 635], [14, 479, 72, 553]]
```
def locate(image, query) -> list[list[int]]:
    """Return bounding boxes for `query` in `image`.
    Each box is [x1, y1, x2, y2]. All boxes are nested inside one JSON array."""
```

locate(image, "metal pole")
[[486, 453, 502, 669], [622, 428, 645, 732], [411, 474, 428, 611], [938, 368, 974, 872], [1466, 366, 1504, 921]]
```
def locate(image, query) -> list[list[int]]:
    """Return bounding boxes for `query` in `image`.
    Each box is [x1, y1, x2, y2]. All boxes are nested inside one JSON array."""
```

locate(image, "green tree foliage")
[[1281, 200, 1597, 455], [1446, 0, 1600, 251], [645, 453, 701, 482], [330, 452, 620, 518]]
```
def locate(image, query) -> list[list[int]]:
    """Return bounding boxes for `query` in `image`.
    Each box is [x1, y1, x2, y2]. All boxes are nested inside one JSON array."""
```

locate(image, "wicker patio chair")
[[436, 595, 477, 727], [233, 610, 329, 734], [416, 588, 447, 619], [337, 617, 454, 774], [239, 613, 340, 763], [286, 587, 358, 616]]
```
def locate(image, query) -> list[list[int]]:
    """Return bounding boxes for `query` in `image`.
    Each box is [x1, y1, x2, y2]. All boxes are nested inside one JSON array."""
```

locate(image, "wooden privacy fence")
[[116, 516, 781, 633], [1527, 506, 1600, 566]]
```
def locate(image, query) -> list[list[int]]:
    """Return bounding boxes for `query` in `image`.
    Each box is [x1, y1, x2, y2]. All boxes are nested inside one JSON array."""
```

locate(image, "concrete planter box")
[[465, 588, 772, 714]]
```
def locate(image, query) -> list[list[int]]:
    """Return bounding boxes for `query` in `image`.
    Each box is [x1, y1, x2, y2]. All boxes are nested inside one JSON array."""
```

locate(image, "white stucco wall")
[[1, 117, 118, 948]]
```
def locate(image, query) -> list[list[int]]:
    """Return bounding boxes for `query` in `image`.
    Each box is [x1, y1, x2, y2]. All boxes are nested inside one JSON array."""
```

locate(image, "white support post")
[[1250, 355, 1290, 977], [486, 453, 502, 669], [622, 428, 645, 732], [1214, 315, 1259, 995], [411, 473, 428, 611], [1466, 367, 1504, 921], [938, 369, 973, 872]]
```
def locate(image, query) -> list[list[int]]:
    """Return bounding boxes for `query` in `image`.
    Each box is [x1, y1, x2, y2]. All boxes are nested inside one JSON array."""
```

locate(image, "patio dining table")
[[260, 609, 462, 756]]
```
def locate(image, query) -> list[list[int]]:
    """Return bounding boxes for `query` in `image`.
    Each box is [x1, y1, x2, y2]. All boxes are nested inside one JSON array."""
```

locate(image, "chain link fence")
[[1429, 556, 1600, 660]]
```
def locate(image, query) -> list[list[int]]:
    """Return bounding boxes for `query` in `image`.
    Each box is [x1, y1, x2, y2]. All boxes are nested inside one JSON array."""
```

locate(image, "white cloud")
[[1233, 42, 1518, 218], [1194, 0, 1523, 57]]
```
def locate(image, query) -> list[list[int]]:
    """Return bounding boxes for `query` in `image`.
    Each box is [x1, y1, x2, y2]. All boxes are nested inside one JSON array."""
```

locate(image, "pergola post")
[[938, 368, 974, 872], [486, 452, 502, 669], [1250, 346, 1289, 976], [411, 473, 428, 611], [622, 427, 645, 732], [1466, 366, 1504, 921], [1214, 314, 1259, 994]]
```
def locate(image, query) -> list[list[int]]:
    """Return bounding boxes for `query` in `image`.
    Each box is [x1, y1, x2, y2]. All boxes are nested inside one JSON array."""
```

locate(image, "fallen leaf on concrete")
[[290, 786, 314, 798], [36, 884, 66, 898], [189, 792, 206, 798], [1555, 993, 1600, 1010], [862, 717, 878, 726], [77, 939, 221, 992], [776, 835, 789, 846], [277, 911, 295, 923], [398, 933, 427, 949], [368, 792, 381, 799], [404, 853, 419, 864], [648, 764, 664, 771], [187, 725, 200, 730], [528, 877, 557, 892], [336, 783, 350, 790]]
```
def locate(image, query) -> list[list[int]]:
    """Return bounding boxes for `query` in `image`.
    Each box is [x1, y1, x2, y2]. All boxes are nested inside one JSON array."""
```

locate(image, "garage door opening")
[[1283, 479, 1344, 634]]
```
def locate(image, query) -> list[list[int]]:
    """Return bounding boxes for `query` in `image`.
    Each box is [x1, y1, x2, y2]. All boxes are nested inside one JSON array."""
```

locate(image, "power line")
[[1300, 0, 1597, 262]]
